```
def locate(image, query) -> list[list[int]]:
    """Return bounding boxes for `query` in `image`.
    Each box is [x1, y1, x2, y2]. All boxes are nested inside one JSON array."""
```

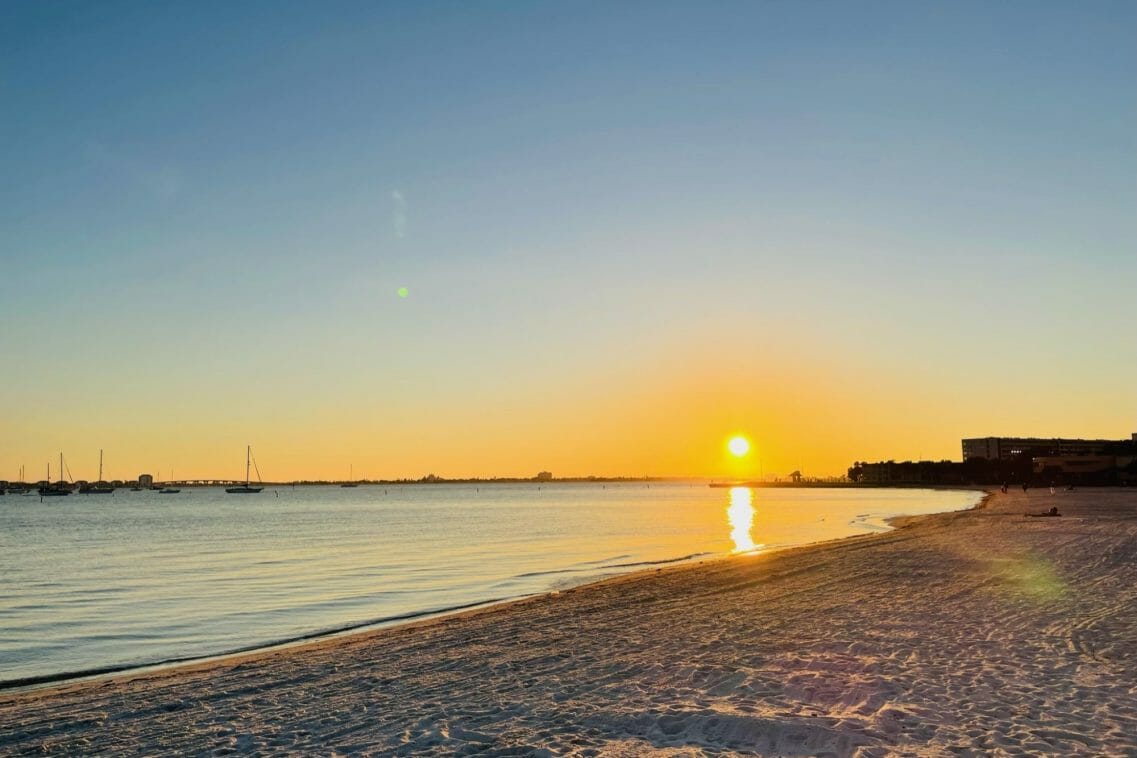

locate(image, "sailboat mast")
[[60, 453, 64, 484], [99, 449, 104, 482], [246, 445, 251, 487]]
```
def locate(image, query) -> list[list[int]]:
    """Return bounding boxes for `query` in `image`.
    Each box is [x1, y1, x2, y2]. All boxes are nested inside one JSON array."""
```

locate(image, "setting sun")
[[728, 436, 751, 457]]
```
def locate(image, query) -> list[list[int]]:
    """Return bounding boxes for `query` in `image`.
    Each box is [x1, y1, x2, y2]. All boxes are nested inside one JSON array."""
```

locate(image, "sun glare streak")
[[727, 486, 758, 552]]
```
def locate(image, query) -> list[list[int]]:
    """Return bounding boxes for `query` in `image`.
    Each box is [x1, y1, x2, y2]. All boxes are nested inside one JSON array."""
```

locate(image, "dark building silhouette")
[[849, 433, 1137, 486], [962, 436, 1129, 462]]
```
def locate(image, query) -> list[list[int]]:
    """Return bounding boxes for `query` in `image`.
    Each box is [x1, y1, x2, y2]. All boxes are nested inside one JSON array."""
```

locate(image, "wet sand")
[[2, 488, 1136, 755]]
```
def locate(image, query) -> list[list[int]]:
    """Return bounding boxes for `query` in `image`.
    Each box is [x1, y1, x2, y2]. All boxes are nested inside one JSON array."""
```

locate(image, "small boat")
[[341, 464, 359, 488], [6, 467, 30, 495], [226, 446, 264, 494], [7, 468, 30, 495], [79, 450, 115, 494], [38, 455, 72, 497], [7, 467, 31, 495], [157, 468, 180, 494]]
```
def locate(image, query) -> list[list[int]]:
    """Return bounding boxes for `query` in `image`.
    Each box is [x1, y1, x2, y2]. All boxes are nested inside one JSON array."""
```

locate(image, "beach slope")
[[2, 489, 1136, 755]]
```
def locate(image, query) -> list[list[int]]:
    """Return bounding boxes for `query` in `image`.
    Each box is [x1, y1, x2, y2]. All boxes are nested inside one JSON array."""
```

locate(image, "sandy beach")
[[2, 488, 1135, 756]]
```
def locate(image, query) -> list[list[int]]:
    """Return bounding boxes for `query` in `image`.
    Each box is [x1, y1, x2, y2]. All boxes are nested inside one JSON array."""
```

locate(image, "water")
[[0, 483, 980, 686]]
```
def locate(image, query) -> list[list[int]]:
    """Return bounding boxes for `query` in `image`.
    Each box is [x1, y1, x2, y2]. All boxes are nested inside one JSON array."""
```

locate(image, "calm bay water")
[[0, 483, 980, 686]]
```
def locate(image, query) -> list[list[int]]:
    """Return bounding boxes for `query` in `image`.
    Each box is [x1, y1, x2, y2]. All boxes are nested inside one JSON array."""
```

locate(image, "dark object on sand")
[[1026, 506, 1061, 518]]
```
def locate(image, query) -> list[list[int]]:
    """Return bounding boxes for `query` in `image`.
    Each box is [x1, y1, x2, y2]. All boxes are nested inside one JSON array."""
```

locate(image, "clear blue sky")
[[2, 1, 1134, 479]]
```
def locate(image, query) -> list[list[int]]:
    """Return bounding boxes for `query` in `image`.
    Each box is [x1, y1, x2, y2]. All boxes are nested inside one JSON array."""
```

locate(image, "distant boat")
[[38, 455, 72, 497], [79, 450, 115, 494], [159, 467, 180, 494], [8, 465, 32, 495], [341, 464, 359, 488], [226, 446, 264, 494]]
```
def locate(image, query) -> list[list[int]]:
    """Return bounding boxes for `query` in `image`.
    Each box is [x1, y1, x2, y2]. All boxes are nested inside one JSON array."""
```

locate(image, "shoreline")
[[4, 486, 1134, 754], [0, 487, 983, 694]]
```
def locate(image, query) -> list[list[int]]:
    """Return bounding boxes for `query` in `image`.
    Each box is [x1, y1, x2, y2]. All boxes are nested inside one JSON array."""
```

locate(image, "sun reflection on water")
[[728, 486, 759, 552]]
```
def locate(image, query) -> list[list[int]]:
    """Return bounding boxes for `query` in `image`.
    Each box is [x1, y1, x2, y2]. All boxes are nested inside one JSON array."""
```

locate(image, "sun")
[[728, 436, 750, 457]]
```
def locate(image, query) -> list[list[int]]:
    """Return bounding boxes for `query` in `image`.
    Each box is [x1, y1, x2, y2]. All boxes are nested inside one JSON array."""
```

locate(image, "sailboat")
[[38, 455, 72, 497], [159, 468, 181, 494], [341, 463, 359, 488], [80, 450, 115, 494], [7, 465, 31, 495], [226, 446, 264, 494]]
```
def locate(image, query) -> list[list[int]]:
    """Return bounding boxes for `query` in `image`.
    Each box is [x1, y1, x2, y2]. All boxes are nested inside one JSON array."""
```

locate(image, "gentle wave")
[[515, 552, 714, 579]]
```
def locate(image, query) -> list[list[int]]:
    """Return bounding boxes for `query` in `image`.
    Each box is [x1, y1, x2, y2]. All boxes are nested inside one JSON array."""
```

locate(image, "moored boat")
[[6, 467, 31, 495], [79, 450, 115, 494], [38, 456, 72, 497], [226, 446, 264, 494]]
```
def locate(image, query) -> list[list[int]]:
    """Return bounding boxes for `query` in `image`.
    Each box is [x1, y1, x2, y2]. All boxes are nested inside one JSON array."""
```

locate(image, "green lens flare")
[[397, 287, 409, 298]]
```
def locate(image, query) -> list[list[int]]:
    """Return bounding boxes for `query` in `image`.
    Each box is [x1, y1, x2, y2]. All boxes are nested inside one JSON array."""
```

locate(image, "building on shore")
[[1033, 454, 1137, 484], [851, 433, 1137, 486], [138, 473, 153, 489], [962, 435, 1135, 462]]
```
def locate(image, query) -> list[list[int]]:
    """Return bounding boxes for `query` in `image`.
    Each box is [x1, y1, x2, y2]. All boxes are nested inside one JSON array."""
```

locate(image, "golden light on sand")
[[727, 486, 757, 552], [728, 436, 750, 457]]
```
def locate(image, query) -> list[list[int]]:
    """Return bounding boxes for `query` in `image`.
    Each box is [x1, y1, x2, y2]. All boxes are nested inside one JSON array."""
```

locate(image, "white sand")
[[2, 488, 1136, 756]]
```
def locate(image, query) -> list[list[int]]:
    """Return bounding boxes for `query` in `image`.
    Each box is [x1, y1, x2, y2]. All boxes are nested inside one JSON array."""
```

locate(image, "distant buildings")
[[138, 473, 153, 489], [535, 471, 553, 481], [849, 433, 1137, 486], [961, 436, 1131, 462], [1032, 456, 1118, 477]]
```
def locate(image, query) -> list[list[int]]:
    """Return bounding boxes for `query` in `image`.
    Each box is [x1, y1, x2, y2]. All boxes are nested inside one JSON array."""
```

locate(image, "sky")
[[2, 1, 1134, 482]]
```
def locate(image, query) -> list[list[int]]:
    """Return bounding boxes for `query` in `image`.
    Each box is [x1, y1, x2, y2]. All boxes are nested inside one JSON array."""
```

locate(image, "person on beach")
[[1026, 506, 1061, 517], [1022, 482, 1029, 492], [1001, 483, 1008, 494]]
